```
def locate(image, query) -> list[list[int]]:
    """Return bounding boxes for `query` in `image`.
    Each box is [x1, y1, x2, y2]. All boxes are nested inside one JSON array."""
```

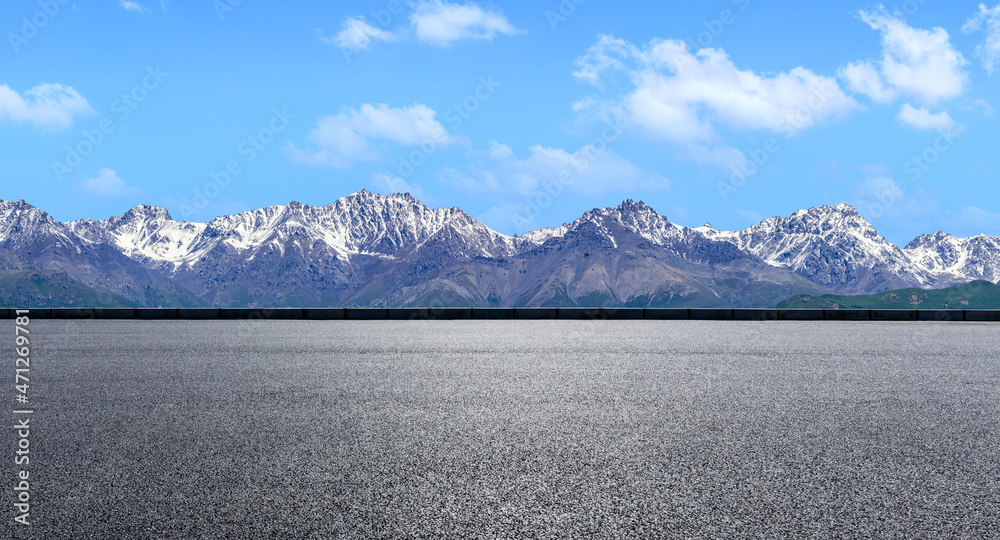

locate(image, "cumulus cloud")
[[440, 140, 669, 232], [119, 0, 147, 13], [963, 3, 1000, 75], [323, 2, 521, 56], [0, 83, 94, 132], [842, 9, 968, 104], [441, 141, 670, 197], [438, 142, 670, 233], [75, 169, 143, 198], [285, 103, 458, 168], [324, 16, 398, 52], [573, 35, 857, 144], [410, 1, 520, 47], [839, 60, 896, 102], [897, 103, 960, 131], [572, 34, 639, 88]]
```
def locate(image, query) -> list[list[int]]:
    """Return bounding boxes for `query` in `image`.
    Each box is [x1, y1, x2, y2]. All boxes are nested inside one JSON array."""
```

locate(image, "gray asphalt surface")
[[2, 320, 999, 539]]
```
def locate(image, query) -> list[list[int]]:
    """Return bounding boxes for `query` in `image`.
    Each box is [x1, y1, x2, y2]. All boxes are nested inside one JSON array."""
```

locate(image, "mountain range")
[[0, 191, 997, 308]]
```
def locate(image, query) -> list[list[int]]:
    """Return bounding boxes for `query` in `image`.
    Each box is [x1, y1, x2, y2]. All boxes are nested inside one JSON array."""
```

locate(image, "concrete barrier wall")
[[2, 307, 999, 320]]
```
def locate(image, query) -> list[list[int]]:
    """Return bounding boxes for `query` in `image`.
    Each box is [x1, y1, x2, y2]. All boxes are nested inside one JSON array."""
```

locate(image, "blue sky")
[[2, 0, 999, 245]]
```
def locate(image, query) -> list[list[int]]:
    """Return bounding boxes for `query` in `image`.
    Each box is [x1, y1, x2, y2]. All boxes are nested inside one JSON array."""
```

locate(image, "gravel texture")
[[2, 320, 1000, 538]]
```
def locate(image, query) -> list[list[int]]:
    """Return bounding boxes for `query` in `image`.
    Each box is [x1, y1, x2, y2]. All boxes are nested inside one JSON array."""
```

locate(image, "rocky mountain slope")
[[904, 231, 1000, 285], [0, 192, 996, 307], [700, 203, 940, 294], [0, 200, 207, 307]]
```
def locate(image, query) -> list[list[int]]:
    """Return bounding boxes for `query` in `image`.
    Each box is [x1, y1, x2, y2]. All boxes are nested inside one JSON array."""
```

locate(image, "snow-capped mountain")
[[0, 200, 207, 307], [702, 203, 935, 294], [68, 204, 208, 271], [905, 231, 1000, 285], [2, 191, 998, 307], [0, 199, 79, 251], [456, 199, 827, 308], [68, 191, 524, 272], [66, 191, 542, 306]]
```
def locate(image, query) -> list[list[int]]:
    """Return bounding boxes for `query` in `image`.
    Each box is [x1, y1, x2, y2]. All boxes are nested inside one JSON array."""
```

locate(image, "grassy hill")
[[776, 280, 1000, 309], [0, 270, 138, 308]]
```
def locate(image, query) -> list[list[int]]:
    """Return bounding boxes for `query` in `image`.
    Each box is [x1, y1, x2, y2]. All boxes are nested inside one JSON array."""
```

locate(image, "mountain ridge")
[[2, 192, 997, 308]]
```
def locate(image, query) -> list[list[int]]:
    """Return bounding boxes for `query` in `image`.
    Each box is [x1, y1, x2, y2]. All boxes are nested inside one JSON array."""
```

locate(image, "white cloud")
[[119, 0, 147, 13], [676, 142, 755, 175], [471, 142, 671, 231], [852, 176, 1000, 243], [371, 173, 431, 203], [0, 83, 94, 132], [573, 35, 857, 144], [285, 103, 458, 168], [969, 98, 995, 117], [839, 60, 896, 102], [324, 16, 398, 52], [441, 141, 670, 198], [572, 35, 640, 88], [847, 9, 968, 104], [852, 176, 930, 237], [951, 205, 1000, 232], [75, 169, 143, 198], [410, 1, 520, 47], [897, 103, 960, 131], [963, 3, 1000, 75], [855, 175, 906, 206]]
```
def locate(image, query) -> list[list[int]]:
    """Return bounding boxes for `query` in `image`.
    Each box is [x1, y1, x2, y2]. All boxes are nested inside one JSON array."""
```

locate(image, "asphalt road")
[[3, 320, 999, 538]]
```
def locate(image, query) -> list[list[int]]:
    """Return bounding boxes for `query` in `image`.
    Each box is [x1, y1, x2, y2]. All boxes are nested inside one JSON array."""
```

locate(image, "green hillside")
[[0, 271, 138, 308], [776, 280, 1000, 309]]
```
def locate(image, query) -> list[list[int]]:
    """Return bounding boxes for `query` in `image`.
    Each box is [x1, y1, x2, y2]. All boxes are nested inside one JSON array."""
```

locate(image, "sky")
[[1, 0, 999, 246]]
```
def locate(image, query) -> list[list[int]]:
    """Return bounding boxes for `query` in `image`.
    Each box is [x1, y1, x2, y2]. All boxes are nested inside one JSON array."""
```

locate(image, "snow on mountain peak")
[[125, 204, 172, 221], [4, 193, 998, 297], [719, 203, 927, 292], [0, 199, 74, 249], [59, 190, 522, 270], [904, 231, 1000, 283], [570, 199, 680, 241]]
